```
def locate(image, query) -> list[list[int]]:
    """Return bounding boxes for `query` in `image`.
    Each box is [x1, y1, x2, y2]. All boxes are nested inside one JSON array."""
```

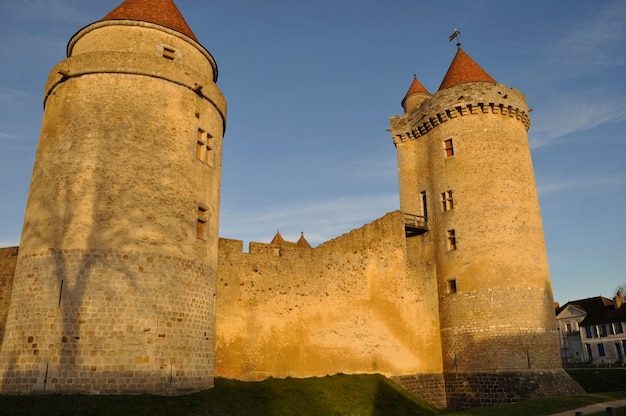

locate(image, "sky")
[[0, 0, 624, 306]]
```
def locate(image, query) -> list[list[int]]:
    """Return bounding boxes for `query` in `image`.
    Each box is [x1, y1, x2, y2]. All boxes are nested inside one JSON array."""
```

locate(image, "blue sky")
[[0, 0, 624, 305]]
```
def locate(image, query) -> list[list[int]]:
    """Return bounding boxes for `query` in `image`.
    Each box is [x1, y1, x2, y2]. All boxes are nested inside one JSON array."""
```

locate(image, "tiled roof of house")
[[556, 296, 614, 316], [102, 0, 198, 42], [580, 304, 626, 326], [438, 47, 496, 91], [401, 74, 431, 107]]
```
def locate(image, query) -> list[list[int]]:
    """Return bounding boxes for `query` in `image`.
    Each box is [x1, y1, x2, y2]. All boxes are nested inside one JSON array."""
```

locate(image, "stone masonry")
[[0, 0, 584, 409]]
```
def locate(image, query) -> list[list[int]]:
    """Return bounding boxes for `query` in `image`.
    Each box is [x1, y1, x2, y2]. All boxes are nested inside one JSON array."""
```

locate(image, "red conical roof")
[[438, 47, 496, 91], [297, 232, 311, 249], [270, 230, 285, 246], [401, 74, 431, 106], [102, 0, 198, 42]]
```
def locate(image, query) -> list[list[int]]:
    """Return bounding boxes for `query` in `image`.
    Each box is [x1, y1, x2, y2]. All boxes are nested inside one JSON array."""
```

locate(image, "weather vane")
[[448, 29, 461, 47]]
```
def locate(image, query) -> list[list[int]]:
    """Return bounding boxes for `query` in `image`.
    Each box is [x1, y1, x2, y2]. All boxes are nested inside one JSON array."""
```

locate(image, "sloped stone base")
[[394, 369, 584, 410]]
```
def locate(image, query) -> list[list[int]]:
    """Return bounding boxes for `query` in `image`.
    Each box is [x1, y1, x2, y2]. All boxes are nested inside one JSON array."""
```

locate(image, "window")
[[600, 324, 607, 337], [585, 326, 592, 339], [440, 190, 454, 211], [592, 326, 599, 338], [162, 46, 176, 60], [447, 279, 457, 294], [420, 191, 428, 220], [197, 206, 208, 240], [196, 128, 212, 165], [586, 343, 593, 360], [443, 138, 454, 157], [615, 322, 624, 334], [608, 323, 615, 335], [566, 323, 572, 334], [616, 343, 623, 359], [446, 229, 456, 251], [598, 343, 606, 357]]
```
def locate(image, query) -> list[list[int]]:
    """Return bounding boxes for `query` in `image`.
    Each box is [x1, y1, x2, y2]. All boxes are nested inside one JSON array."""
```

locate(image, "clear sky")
[[0, 0, 624, 305]]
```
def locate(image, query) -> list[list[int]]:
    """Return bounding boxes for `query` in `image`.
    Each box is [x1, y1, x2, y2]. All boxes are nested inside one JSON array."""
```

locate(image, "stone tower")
[[0, 0, 226, 394], [390, 46, 567, 405]]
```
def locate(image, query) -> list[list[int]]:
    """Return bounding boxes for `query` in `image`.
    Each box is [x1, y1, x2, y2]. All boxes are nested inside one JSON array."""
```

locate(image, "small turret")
[[401, 74, 431, 113]]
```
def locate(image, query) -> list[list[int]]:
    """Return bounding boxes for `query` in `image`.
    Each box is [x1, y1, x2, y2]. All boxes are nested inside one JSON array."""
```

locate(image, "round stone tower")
[[0, 0, 226, 394], [390, 47, 578, 407]]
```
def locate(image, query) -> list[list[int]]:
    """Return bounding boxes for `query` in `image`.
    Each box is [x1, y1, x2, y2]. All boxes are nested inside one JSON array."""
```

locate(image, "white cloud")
[[550, 1, 626, 67], [529, 94, 626, 148], [220, 193, 398, 246], [0, 133, 20, 141], [537, 173, 626, 195]]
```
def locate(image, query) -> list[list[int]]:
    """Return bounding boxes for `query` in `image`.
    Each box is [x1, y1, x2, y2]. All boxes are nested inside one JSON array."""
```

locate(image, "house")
[[556, 296, 613, 364], [579, 292, 626, 365]]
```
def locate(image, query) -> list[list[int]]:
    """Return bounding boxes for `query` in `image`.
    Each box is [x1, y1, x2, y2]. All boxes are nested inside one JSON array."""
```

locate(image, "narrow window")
[[163, 46, 176, 60], [197, 206, 208, 240], [598, 343, 605, 357], [448, 279, 457, 294], [600, 324, 607, 337], [616, 343, 623, 359], [446, 229, 456, 251], [585, 326, 592, 339], [420, 191, 428, 220], [440, 190, 454, 211], [615, 323, 624, 334], [443, 138, 454, 157], [196, 128, 212, 165], [586, 343, 593, 360], [608, 323, 615, 335]]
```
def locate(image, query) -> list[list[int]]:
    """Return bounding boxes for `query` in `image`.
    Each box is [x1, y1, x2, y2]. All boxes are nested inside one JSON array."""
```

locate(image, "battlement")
[[390, 82, 530, 145]]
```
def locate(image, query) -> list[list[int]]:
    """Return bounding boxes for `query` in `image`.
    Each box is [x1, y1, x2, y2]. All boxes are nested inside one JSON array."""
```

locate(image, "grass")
[[0, 374, 439, 416], [0, 370, 625, 416]]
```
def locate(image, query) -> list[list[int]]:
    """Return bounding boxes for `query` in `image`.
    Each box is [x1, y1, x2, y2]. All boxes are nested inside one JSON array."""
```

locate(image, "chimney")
[[615, 291, 624, 309]]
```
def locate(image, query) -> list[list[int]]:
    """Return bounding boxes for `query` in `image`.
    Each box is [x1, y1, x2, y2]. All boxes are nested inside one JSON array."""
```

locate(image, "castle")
[[0, 0, 583, 409]]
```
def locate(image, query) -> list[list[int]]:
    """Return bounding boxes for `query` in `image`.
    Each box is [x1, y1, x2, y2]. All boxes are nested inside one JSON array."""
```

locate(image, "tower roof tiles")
[[438, 47, 496, 91], [102, 0, 198, 42], [401, 74, 431, 107]]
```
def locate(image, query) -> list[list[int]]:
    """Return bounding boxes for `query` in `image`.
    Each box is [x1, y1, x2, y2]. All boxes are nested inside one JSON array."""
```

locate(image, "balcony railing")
[[403, 212, 429, 237]]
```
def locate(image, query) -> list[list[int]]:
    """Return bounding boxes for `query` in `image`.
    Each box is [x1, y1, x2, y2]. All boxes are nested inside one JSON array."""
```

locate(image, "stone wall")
[[0, 247, 18, 344], [215, 211, 444, 381], [0, 248, 216, 394], [443, 370, 584, 410]]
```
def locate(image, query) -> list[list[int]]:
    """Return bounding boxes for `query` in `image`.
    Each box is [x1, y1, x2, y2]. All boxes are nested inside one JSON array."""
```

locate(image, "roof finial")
[[448, 29, 461, 48]]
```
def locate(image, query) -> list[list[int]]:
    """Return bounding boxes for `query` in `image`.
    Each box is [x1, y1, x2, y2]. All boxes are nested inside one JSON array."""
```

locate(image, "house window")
[[448, 279, 457, 294], [440, 190, 454, 211], [443, 138, 455, 157], [446, 229, 456, 251], [600, 324, 607, 337], [586, 343, 593, 360], [196, 206, 208, 240], [584, 326, 592, 339], [608, 323, 615, 335], [616, 343, 623, 359], [196, 128, 212, 165], [566, 323, 572, 334], [615, 322, 624, 334], [162, 46, 176, 60], [598, 343, 606, 357]]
